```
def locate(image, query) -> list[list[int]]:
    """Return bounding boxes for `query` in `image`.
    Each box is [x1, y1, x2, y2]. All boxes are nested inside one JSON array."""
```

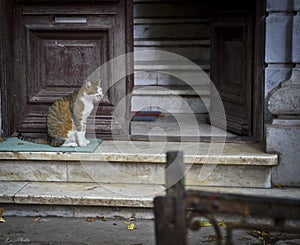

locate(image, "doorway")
[[0, 0, 133, 139], [0, 0, 264, 142], [130, 0, 265, 142]]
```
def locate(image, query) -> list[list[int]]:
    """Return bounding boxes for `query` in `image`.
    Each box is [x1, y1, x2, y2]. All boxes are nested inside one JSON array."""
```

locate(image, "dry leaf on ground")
[[85, 217, 96, 223], [128, 223, 136, 230], [96, 216, 107, 221], [33, 217, 41, 222], [0, 208, 6, 223]]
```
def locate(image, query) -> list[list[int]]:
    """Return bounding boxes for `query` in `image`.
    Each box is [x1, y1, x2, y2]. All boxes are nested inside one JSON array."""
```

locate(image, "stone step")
[[134, 61, 210, 86], [131, 113, 238, 139], [134, 39, 210, 47], [133, 1, 210, 19], [134, 39, 210, 66], [131, 85, 210, 113], [134, 46, 210, 63], [1, 181, 298, 218], [0, 140, 277, 188], [134, 60, 210, 74], [134, 18, 210, 25]]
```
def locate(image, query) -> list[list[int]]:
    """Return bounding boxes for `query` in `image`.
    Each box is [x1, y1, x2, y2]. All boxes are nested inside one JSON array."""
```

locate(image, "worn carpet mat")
[[131, 111, 162, 122], [0, 137, 102, 152]]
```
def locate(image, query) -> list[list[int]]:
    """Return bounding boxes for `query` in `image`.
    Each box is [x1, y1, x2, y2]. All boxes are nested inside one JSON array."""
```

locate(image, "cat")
[[18, 79, 103, 147]]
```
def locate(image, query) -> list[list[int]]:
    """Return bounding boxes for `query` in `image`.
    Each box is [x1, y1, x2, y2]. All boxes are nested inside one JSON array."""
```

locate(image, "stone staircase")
[[132, 0, 211, 114], [132, 61, 210, 113], [0, 140, 278, 218]]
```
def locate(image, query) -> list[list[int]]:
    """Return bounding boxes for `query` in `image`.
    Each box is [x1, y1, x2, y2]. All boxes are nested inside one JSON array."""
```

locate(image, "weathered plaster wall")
[[266, 0, 300, 186]]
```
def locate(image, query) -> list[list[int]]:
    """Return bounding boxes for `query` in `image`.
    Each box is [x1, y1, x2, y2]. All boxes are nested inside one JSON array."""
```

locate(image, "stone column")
[[266, 0, 300, 186]]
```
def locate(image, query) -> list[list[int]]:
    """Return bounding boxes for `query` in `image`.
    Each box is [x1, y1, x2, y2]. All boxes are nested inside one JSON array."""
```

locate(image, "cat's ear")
[[85, 81, 92, 90]]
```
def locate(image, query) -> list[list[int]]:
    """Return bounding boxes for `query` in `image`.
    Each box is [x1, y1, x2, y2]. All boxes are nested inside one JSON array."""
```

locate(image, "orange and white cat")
[[18, 79, 103, 147]]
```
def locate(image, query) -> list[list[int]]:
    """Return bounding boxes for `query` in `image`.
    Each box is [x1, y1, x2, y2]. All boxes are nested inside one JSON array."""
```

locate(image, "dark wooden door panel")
[[210, 3, 253, 135], [2, 0, 133, 138]]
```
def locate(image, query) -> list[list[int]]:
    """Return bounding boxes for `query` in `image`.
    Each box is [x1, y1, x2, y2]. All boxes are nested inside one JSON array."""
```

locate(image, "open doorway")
[[131, 0, 264, 142]]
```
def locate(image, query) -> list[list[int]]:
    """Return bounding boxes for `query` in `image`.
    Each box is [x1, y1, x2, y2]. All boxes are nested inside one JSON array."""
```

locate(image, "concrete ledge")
[[0, 140, 277, 165], [0, 141, 277, 187], [0, 181, 159, 208], [1, 181, 299, 218]]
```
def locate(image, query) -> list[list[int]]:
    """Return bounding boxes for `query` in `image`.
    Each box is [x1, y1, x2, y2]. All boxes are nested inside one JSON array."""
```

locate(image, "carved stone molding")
[[268, 67, 300, 118]]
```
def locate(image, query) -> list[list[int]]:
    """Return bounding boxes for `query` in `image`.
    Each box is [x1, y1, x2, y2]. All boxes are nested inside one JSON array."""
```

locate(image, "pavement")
[[1, 216, 300, 245]]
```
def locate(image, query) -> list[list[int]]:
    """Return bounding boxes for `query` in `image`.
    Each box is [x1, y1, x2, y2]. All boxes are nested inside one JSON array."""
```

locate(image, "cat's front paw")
[[78, 141, 88, 147], [83, 139, 90, 145], [78, 139, 90, 147]]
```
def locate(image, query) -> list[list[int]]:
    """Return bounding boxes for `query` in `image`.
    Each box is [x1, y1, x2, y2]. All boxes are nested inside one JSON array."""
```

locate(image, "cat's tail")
[[17, 134, 49, 145]]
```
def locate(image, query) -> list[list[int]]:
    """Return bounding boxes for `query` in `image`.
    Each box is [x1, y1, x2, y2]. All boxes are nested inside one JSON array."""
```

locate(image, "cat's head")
[[83, 79, 103, 102]]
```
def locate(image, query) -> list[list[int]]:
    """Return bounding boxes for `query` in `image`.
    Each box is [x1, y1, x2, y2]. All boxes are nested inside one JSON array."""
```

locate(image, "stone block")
[[134, 71, 157, 86], [131, 93, 209, 113], [0, 181, 27, 203], [268, 85, 300, 115], [265, 67, 292, 97], [268, 68, 300, 115], [292, 15, 300, 63], [265, 14, 293, 63], [267, 124, 300, 186], [134, 46, 210, 63], [134, 23, 209, 40], [266, 0, 294, 11], [0, 161, 67, 182], [1, 204, 74, 217], [264, 66, 292, 123], [157, 70, 210, 86], [186, 165, 272, 188]]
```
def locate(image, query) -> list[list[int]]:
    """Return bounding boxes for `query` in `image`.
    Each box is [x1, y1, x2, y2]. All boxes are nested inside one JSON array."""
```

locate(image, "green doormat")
[[0, 137, 102, 152]]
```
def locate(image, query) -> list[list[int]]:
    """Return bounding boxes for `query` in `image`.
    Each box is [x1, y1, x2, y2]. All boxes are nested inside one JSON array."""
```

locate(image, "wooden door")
[[210, 1, 254, 135], [0, 0, 133, 139]]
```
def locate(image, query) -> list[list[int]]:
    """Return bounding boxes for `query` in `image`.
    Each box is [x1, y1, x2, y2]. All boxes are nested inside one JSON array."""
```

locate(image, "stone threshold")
[[1, 181, 299, 216], [0, 140, 277, 166]]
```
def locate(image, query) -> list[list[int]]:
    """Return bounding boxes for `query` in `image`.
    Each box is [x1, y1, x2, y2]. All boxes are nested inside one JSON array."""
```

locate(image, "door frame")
[[1, 0, 265, 141], [0, 0, 133, 138], [252, 0, 266, 142], [210, 0, 265, 142], [0, 0, 14, 136]]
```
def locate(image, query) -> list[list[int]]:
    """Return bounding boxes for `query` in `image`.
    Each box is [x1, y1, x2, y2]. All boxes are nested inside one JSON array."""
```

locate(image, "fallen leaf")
[[18, 141, 24, 145], [0, 138, 6, 143], [0, 208, 6, 223], [217, 222, 227, 227], [96, 216, 107, 221], [33, 217, 41, 222], [199, 221, 212, 227], [85, 217, 96, 223], [128, 223, 136, 230], [277, 183, 284, 188]]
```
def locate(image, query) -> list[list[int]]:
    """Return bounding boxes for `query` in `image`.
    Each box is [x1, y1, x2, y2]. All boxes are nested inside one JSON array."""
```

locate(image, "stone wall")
[[265, 0, 300, 186]]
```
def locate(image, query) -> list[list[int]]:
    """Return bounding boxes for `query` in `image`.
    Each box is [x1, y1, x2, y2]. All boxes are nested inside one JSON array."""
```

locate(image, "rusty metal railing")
[[154, 151, 300, 245]]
